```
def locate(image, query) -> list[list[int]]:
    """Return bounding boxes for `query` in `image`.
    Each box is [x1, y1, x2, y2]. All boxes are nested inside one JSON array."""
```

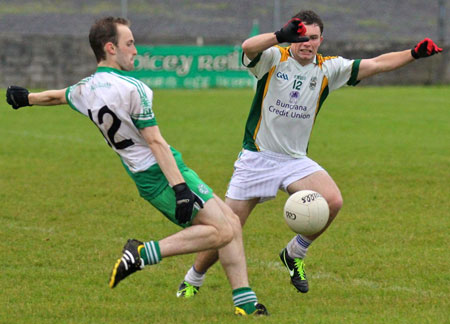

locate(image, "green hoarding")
[[129, 45, 255, 89]]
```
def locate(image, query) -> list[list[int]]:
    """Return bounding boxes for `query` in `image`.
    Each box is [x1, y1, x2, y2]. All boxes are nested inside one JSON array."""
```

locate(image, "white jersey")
[[242, 46, 361, 158], [66, 67, 158, 173]]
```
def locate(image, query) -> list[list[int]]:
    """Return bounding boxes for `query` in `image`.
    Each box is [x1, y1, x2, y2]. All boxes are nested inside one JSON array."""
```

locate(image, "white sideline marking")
[[4, 222, 55, 233], [248, 258, 444, 297], [1, 129, 104, 147]]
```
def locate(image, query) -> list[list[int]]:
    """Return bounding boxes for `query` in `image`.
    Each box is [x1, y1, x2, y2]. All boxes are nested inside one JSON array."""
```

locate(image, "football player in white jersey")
[[177, 10, 442, 295], [5, 17, 269, 316]]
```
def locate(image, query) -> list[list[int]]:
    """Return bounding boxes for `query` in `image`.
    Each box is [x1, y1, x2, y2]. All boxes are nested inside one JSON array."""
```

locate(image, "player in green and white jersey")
[[178, 10, 442, 295], [6, 16, 268, 316]]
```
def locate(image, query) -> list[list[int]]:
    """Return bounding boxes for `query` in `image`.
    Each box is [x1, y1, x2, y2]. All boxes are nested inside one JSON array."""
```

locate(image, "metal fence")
[[0, 0, 448, 87], [1, 0, 447, 44]]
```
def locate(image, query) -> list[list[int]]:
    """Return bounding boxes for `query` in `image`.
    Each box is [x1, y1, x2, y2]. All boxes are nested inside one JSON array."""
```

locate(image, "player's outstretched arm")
[[6, 86, 67, 109], [357, 38, 442, 81], [29, 89, 67, 106], [242, 18, 309, 60]]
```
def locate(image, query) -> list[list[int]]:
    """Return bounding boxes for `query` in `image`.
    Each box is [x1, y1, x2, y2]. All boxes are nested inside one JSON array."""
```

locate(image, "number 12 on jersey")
[[293, 80, 302, 90], [88, 106, 134, 150]]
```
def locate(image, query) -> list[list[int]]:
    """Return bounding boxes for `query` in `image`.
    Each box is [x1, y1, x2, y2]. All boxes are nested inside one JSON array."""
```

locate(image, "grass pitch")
[[1, 86, 449, 324]]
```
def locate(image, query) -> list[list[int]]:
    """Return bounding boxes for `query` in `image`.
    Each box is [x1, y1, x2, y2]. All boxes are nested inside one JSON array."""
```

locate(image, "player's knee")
[[227, 211, 242, 233], [212, 214, 235, 248], [328, 193, 343, 219], [221, 219, 235, 246], [214, 223, 233, 248]]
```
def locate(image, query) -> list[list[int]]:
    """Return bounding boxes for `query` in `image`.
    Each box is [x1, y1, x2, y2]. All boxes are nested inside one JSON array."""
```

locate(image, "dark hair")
[[89, 16, 130, 63], [293, 10, 324, 35]]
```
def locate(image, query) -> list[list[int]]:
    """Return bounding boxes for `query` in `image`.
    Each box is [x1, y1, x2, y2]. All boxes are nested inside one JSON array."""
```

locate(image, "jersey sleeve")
[[242, 47, 281, 80], [322, 57, 361, 92], [65, 85, 78, 112], [129, 82, 157, 129], [65, 77, 92, 114]]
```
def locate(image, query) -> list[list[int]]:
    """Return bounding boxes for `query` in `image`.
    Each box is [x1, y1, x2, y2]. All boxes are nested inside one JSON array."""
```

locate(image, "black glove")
[[411, 38, 443, 59], [6, 86, 32, 109], [275, 18, 309, 43], [172, 182, 204, 224]]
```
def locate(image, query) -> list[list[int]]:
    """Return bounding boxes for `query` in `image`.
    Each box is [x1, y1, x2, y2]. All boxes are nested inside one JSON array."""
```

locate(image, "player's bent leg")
[[178, 196, 268, 314], [190, 197, 258, 275], [188, 196, 254, 274], [192, 195, 235, 248], [160, 197, 234, 259], [214, 197, 249, 289], [216, 198, 268, 315], [177, 197, 259, 298], [179, 197, 248, 291], [111, 198, 235, 290], [280, 170, 343, 292]]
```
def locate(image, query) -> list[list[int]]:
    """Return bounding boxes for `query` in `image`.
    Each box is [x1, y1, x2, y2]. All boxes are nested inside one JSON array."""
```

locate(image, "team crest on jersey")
[[198, 184, 210, 195], [289, 91, 300, 103], [309, 77, 317, 90]]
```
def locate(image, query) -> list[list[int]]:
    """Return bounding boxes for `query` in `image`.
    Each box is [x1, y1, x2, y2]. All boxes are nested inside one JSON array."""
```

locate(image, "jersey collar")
[[96, 66, 130, 75]]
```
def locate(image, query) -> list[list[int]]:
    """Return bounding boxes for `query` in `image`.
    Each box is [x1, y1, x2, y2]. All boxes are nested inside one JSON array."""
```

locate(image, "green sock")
[[139, 241, 161, 265], [233, 287, 257, 314]]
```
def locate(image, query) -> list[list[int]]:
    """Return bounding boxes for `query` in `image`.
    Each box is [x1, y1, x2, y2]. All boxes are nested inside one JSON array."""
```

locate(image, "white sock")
[[287, 234, 312, 259], [184, 265, 206, 287]]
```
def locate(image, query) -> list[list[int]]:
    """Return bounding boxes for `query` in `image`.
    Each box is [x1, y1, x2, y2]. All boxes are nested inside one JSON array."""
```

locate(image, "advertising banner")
[[130, 45, 254, 89]]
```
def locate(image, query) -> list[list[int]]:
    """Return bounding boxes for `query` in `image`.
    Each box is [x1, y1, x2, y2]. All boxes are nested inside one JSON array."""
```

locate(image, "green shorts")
[[123, 148, 214, 228], [148, 168, 214, 228]]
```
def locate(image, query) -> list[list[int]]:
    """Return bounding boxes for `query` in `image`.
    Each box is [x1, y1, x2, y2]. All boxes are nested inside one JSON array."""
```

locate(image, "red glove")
[[275, 18, 309, 43], [411, 38, 443, 59]]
